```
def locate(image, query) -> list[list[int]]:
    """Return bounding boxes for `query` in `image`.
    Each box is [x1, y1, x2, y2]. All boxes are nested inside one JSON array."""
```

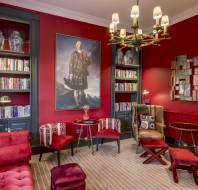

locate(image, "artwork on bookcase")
[[55, 34, 101, 110], [171, 54, 198, 101]]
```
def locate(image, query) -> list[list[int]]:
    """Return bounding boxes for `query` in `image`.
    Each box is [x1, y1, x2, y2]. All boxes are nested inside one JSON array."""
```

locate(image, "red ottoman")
[[51, 163, 86, 190], [169, 147, 198, 185], [140, 139, 169, 165]]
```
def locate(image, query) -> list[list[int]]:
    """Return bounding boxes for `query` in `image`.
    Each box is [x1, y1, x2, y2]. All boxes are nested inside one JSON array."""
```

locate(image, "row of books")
[[0, 105, 30, 119], [0, 58, 30, 72], [115, 69, 137, 80], [115, 83, 138, 92], [0, 77, 30, 90], [115, 102, 137, 112]]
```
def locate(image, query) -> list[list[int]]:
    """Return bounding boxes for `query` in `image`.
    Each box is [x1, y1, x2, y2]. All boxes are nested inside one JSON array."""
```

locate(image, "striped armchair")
[[96, 118, 121, 153], [39, 123, 74, 165]]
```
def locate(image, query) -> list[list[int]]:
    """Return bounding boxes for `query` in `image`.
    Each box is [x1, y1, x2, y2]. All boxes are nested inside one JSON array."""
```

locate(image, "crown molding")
[[0, 0, 110, 27], [0, 0, 197, 30]]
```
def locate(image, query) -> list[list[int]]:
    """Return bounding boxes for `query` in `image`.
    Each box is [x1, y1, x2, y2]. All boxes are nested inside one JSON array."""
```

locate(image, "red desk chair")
[[39, 123, 74, 166], [96, 118, 121, 153]]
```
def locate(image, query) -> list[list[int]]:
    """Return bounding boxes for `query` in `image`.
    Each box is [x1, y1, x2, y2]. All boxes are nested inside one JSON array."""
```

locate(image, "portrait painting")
[[56, 34, 101, 110]]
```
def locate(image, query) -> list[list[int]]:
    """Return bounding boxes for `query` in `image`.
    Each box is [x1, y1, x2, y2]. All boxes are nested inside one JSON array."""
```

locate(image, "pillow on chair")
[[140, 115, 155, 130]]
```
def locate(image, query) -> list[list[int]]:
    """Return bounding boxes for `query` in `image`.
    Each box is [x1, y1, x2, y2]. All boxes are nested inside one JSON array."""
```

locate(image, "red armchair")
[[96, 118, 121, 153], [39, 123, 74, 166], [0, 130, 34, 190]]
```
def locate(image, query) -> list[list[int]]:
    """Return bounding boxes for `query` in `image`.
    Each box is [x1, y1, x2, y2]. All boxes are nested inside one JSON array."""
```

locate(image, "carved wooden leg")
[[172, 164, 178, 183], [117, 139, 120, 153], [71, 142, 74, 156], [39, 145, 43, 162]]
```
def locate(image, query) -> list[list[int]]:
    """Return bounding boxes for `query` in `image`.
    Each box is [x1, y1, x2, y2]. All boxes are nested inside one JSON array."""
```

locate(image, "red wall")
[[142, 15, 198, 142], [39, 14, 111, 124]]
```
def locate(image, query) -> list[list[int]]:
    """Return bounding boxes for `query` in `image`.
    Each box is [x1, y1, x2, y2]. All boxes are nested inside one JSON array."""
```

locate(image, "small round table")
[[170, 122, 198, 149], [73, 119, 98, 155]]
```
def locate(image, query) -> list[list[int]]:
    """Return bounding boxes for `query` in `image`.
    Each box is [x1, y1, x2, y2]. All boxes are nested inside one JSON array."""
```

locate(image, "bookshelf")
[[111, 45, 142, 137], [0, 7, 39, 144]]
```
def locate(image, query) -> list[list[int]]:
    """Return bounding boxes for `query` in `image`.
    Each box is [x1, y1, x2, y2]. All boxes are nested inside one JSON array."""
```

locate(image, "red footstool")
[[51, 163, 86, 190], [169, 147, 198, 185], [140, 139, 169, 165]]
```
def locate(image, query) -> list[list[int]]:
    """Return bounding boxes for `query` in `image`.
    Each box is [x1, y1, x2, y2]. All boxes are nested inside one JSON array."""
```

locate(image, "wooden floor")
[[31, 138, 198, 190]]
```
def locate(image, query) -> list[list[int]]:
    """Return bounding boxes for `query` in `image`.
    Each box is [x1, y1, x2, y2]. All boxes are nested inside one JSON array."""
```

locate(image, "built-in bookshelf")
[[111, 45, 142, 137], [0, 6, 39, 144]]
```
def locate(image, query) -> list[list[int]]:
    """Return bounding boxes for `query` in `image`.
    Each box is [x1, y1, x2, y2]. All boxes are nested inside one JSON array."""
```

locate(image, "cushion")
[[96, 129, 120, 139], [10, 130, 29, 145], [0, 164, 34, 190], [169, 147, 198, 165], [140, 115, 155, 130], [141, 139, 168, 148], [50, 135, 74, 149], [0, 143, 31, 166], [0, 133, 10, 148], [51, 163, 86, 186], [139, 129, 163, 139]]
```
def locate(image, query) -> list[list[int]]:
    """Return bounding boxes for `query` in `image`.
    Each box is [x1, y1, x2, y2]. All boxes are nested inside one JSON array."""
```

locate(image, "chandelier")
[[109, 0, 170, 50]]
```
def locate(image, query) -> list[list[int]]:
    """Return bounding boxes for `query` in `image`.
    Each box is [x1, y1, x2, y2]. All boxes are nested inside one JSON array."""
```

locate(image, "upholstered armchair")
[[39, 123, 74, 165], [96, 118, 121, 153], [133, 105, 166, 152]]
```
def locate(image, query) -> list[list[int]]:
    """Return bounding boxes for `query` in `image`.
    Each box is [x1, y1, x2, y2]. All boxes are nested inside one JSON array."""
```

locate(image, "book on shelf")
[[115, 69, 137, 80], [0, 77, 30, 90], [0, 105, 30, 119], [115, 82, 138, 92], [0, 58, 30, 72], [115, 102, 137, 112]]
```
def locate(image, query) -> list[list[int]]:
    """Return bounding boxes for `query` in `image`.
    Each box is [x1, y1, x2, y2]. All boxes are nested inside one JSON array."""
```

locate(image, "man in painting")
[[65, 40, 91, 106]]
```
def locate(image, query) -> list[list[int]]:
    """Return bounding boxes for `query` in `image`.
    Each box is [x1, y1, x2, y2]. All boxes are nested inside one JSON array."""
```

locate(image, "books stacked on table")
[[0, 105, 30, 119]]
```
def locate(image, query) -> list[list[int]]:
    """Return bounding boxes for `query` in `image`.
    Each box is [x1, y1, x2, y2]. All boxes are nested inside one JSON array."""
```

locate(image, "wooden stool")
[[140, 139, 169, 165], [169, 147, 198, 186], [51, 163, 86, 190]]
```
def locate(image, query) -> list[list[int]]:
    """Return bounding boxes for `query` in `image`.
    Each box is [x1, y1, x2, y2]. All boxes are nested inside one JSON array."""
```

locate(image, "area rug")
[[31, 138, 197, 190]]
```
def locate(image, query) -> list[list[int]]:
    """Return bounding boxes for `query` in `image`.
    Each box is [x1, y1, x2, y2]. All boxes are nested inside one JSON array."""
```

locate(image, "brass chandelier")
[[109, 0, 170, 49]]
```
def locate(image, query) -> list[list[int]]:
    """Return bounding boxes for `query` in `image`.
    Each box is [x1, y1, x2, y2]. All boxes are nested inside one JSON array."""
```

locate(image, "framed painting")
[[55, 34, 101, 110]]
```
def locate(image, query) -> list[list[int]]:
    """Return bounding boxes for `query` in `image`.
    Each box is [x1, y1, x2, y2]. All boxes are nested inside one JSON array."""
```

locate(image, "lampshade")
[[120, 28, 126, 38], [112, 13, 119, 24], [161, 15, 169, 26], [109, 23, 115, 33], [153, 6, 162, 20], [138, 28, 142, 35], [0, 95, 11, 104], [142, 90, 150, 95], [131, 5, 139, 18]]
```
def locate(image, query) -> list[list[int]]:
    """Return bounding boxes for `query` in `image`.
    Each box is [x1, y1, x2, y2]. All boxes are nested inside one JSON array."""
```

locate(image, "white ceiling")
[[1, 0, 198, 31]]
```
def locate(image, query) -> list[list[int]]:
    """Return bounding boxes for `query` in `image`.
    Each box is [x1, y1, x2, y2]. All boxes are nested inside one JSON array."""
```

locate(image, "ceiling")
[[1, 0, 198, 31]]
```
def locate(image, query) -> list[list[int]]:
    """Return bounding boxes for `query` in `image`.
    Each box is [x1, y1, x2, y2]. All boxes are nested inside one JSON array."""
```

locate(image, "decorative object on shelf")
[[109, 0, 170, 50], [0, 95, 11, 104], [142, 89, 150, 104], [56, 34, 101, 110], [115, 48, 123, 65], [9, 31, 23, 52], [124, 50, 134, 65], [171, 54, 198, 101], [0, 30, 5, 50], [82, 105, 90, 120]]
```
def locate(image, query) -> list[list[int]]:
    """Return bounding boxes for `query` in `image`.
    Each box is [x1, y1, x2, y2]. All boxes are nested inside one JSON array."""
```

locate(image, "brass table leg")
[[88, 125, 94, 155], [76, 125, 83, 153]]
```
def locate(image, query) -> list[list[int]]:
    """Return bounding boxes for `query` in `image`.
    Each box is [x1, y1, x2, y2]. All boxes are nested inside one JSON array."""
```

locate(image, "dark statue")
[[9, 31, 23, 52]]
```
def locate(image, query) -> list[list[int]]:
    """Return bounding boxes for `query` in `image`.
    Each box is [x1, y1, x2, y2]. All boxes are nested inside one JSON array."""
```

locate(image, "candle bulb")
[[161, 15, 169, 34], [131, 5, 139, 27], [112, 13, 119, 24], [120, 29, 126, 38], [109, 23, 115, 33]]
